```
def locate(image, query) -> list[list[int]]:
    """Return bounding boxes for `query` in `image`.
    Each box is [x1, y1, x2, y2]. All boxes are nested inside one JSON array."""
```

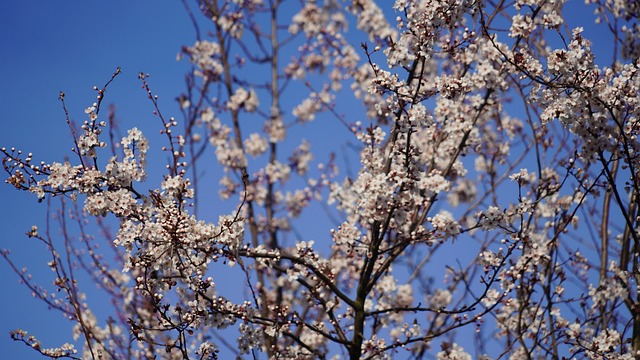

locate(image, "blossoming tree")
[[2, 0, 640, 358]]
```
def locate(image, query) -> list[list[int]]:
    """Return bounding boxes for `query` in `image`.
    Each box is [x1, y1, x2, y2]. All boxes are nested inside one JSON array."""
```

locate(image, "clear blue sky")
[[0, 1, 619, 359], [0, 2, 347, 358], [0, 2, 197, 358]]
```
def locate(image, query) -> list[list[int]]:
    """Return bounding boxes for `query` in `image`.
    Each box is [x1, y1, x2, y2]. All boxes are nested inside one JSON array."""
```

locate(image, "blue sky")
[[0, 2, 350, 358], [0, 2, 197, 358], [0, 0, 623, 359]]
